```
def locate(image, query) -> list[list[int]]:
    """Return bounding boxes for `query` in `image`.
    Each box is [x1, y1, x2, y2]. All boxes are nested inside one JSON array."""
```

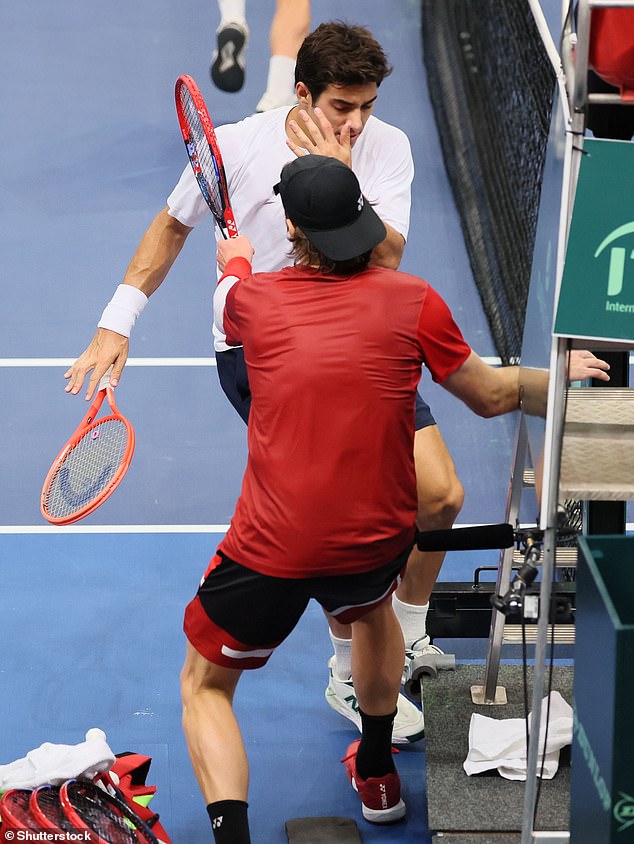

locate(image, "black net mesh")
[[422, 0, 557, 363]]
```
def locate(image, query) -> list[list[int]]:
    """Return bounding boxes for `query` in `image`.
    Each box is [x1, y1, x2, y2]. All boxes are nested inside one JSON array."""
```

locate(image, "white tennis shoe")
[[403, 636, 446, 682], [325, 657, 424, 744]]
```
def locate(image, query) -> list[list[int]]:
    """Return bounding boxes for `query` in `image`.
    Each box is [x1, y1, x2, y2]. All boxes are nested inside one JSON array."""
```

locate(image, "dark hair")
[[295, 21, 392, 101], [288, 227, 372, 275]]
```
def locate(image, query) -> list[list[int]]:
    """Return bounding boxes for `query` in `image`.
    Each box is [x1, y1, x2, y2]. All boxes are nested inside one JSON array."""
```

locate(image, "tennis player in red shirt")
[[181, 155, 609, 843]]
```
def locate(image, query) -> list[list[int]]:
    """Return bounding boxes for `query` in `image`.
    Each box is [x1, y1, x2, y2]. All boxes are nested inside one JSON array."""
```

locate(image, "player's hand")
[[217, 235, 254, 272], [287, 108, 352, 168], [567, 349, 610, 382], [64, 328, 129, 401]]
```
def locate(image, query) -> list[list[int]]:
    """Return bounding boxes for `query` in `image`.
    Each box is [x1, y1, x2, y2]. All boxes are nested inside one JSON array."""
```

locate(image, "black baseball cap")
[[274, 155, 387, 261]]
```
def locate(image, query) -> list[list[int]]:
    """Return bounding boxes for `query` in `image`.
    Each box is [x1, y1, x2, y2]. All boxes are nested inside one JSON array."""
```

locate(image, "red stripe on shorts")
[[183, 594, 276, 669]]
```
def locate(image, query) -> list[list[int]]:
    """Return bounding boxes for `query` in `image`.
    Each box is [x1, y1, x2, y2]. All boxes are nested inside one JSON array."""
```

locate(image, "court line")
[[0, 356, 513, 368], [2, 523, 632, 535], [4, 355, 632, 368], [7, 357, 629, 532], [0, 358, 216, 367], [0, 525, 229, 534]]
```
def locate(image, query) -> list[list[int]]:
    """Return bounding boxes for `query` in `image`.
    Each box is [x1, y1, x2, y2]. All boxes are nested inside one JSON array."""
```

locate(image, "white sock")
[[329, 631, 352, 680], [218, 0, 246, 29], [263, 55, 296, 101], [393, 595, 429, 648]]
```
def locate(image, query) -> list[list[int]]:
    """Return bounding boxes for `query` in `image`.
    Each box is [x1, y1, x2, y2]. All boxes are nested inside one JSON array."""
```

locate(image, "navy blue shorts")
[[215, 348, 251, 424], [216, 347, 436, 430], [183, 547, 409, 669]]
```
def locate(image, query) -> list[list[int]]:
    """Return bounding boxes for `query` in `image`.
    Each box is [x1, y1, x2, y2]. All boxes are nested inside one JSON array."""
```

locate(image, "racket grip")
[[98, 366, 114, 392]]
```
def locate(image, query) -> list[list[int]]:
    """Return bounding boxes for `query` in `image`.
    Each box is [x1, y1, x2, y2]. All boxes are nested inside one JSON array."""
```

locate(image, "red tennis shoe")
[[342, 740, 406, 824]]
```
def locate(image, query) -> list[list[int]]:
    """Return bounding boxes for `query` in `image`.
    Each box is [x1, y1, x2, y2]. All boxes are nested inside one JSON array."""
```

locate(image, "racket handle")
[[79, 389, 106, 427], [97, 367, 114, 392], [225, 209, 239, 238], [81, 368, 113, 425]]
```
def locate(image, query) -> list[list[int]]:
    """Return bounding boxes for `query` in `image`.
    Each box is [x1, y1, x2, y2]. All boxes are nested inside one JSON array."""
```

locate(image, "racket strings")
[[66, 786, 138, 843], [32, 786, 75, 831], [0, 789, 41, 830], [178, 87, 226, 217], [44, 418, 130, 519]]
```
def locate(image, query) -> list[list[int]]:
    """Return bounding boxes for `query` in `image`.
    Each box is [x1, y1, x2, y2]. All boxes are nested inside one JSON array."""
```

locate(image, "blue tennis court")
[[1, 1, 545, 841]]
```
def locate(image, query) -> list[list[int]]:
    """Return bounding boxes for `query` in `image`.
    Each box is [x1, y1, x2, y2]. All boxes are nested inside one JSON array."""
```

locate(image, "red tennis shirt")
[[215, 258, 471, 578]]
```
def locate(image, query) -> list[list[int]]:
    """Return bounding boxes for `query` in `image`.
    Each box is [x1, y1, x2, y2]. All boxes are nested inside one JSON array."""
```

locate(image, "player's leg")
[[324, 606, 424, 743], [180, 644, 251, 843], [211, 0, 249, 93], [318, 564, 407, 823], [394, 421, 464, 672], [351, 596, 404, 715], [183, 552, 308, 842], [324, 541, 423, 743], [256, 0, 310, 112]]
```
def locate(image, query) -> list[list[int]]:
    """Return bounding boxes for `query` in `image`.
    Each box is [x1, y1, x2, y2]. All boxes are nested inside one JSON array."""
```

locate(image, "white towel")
[[0, 728, 115, 790], [463, 691, 573, 780]]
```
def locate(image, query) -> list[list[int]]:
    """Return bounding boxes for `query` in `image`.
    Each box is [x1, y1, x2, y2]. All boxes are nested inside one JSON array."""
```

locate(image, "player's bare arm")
[[121, 207, 193, 297], [442, 349, 610, 419], [370, 224, 406, 270], [65, 207, 192, 400]]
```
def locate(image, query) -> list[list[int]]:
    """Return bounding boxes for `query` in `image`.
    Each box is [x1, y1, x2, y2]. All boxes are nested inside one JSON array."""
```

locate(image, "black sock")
[[356, 708, 397, 780], [207, 800, 251, 844]]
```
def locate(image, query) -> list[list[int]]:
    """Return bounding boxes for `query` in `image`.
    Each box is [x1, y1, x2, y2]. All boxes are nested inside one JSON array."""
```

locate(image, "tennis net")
[[422, 0, 557, 364]]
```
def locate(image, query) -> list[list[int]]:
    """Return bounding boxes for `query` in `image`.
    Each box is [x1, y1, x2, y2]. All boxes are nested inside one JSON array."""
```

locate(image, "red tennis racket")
[[30, 785, 76, 832], [59, 779, 159, 844], [41, 377, 135, 525], [175, 74, 238, 239], [0, 788, 40, 831]]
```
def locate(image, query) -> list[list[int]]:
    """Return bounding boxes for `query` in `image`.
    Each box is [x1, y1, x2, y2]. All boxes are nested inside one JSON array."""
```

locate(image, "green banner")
[[554, 139, 634, 343]]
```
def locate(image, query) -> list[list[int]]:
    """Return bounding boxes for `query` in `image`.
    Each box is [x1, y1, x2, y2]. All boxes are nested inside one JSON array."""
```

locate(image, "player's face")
[[310, 83, 378, 146]]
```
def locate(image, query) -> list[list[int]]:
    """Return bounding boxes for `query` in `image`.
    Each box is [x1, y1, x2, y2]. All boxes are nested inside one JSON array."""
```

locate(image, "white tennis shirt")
[[167, 106, 414, 349]]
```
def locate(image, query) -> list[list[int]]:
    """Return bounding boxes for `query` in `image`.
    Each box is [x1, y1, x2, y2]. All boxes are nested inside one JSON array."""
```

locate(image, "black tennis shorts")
[[215, 347, 436, 429], [183, 547, 410, 669]]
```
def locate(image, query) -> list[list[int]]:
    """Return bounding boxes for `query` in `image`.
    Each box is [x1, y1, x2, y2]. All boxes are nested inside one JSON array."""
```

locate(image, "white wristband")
[[97, 284, 148, 338]]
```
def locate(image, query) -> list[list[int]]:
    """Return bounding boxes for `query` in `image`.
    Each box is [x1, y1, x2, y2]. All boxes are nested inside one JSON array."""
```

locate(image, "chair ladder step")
[[511, 547, 578, 567], [502, 624, 575, 645]]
